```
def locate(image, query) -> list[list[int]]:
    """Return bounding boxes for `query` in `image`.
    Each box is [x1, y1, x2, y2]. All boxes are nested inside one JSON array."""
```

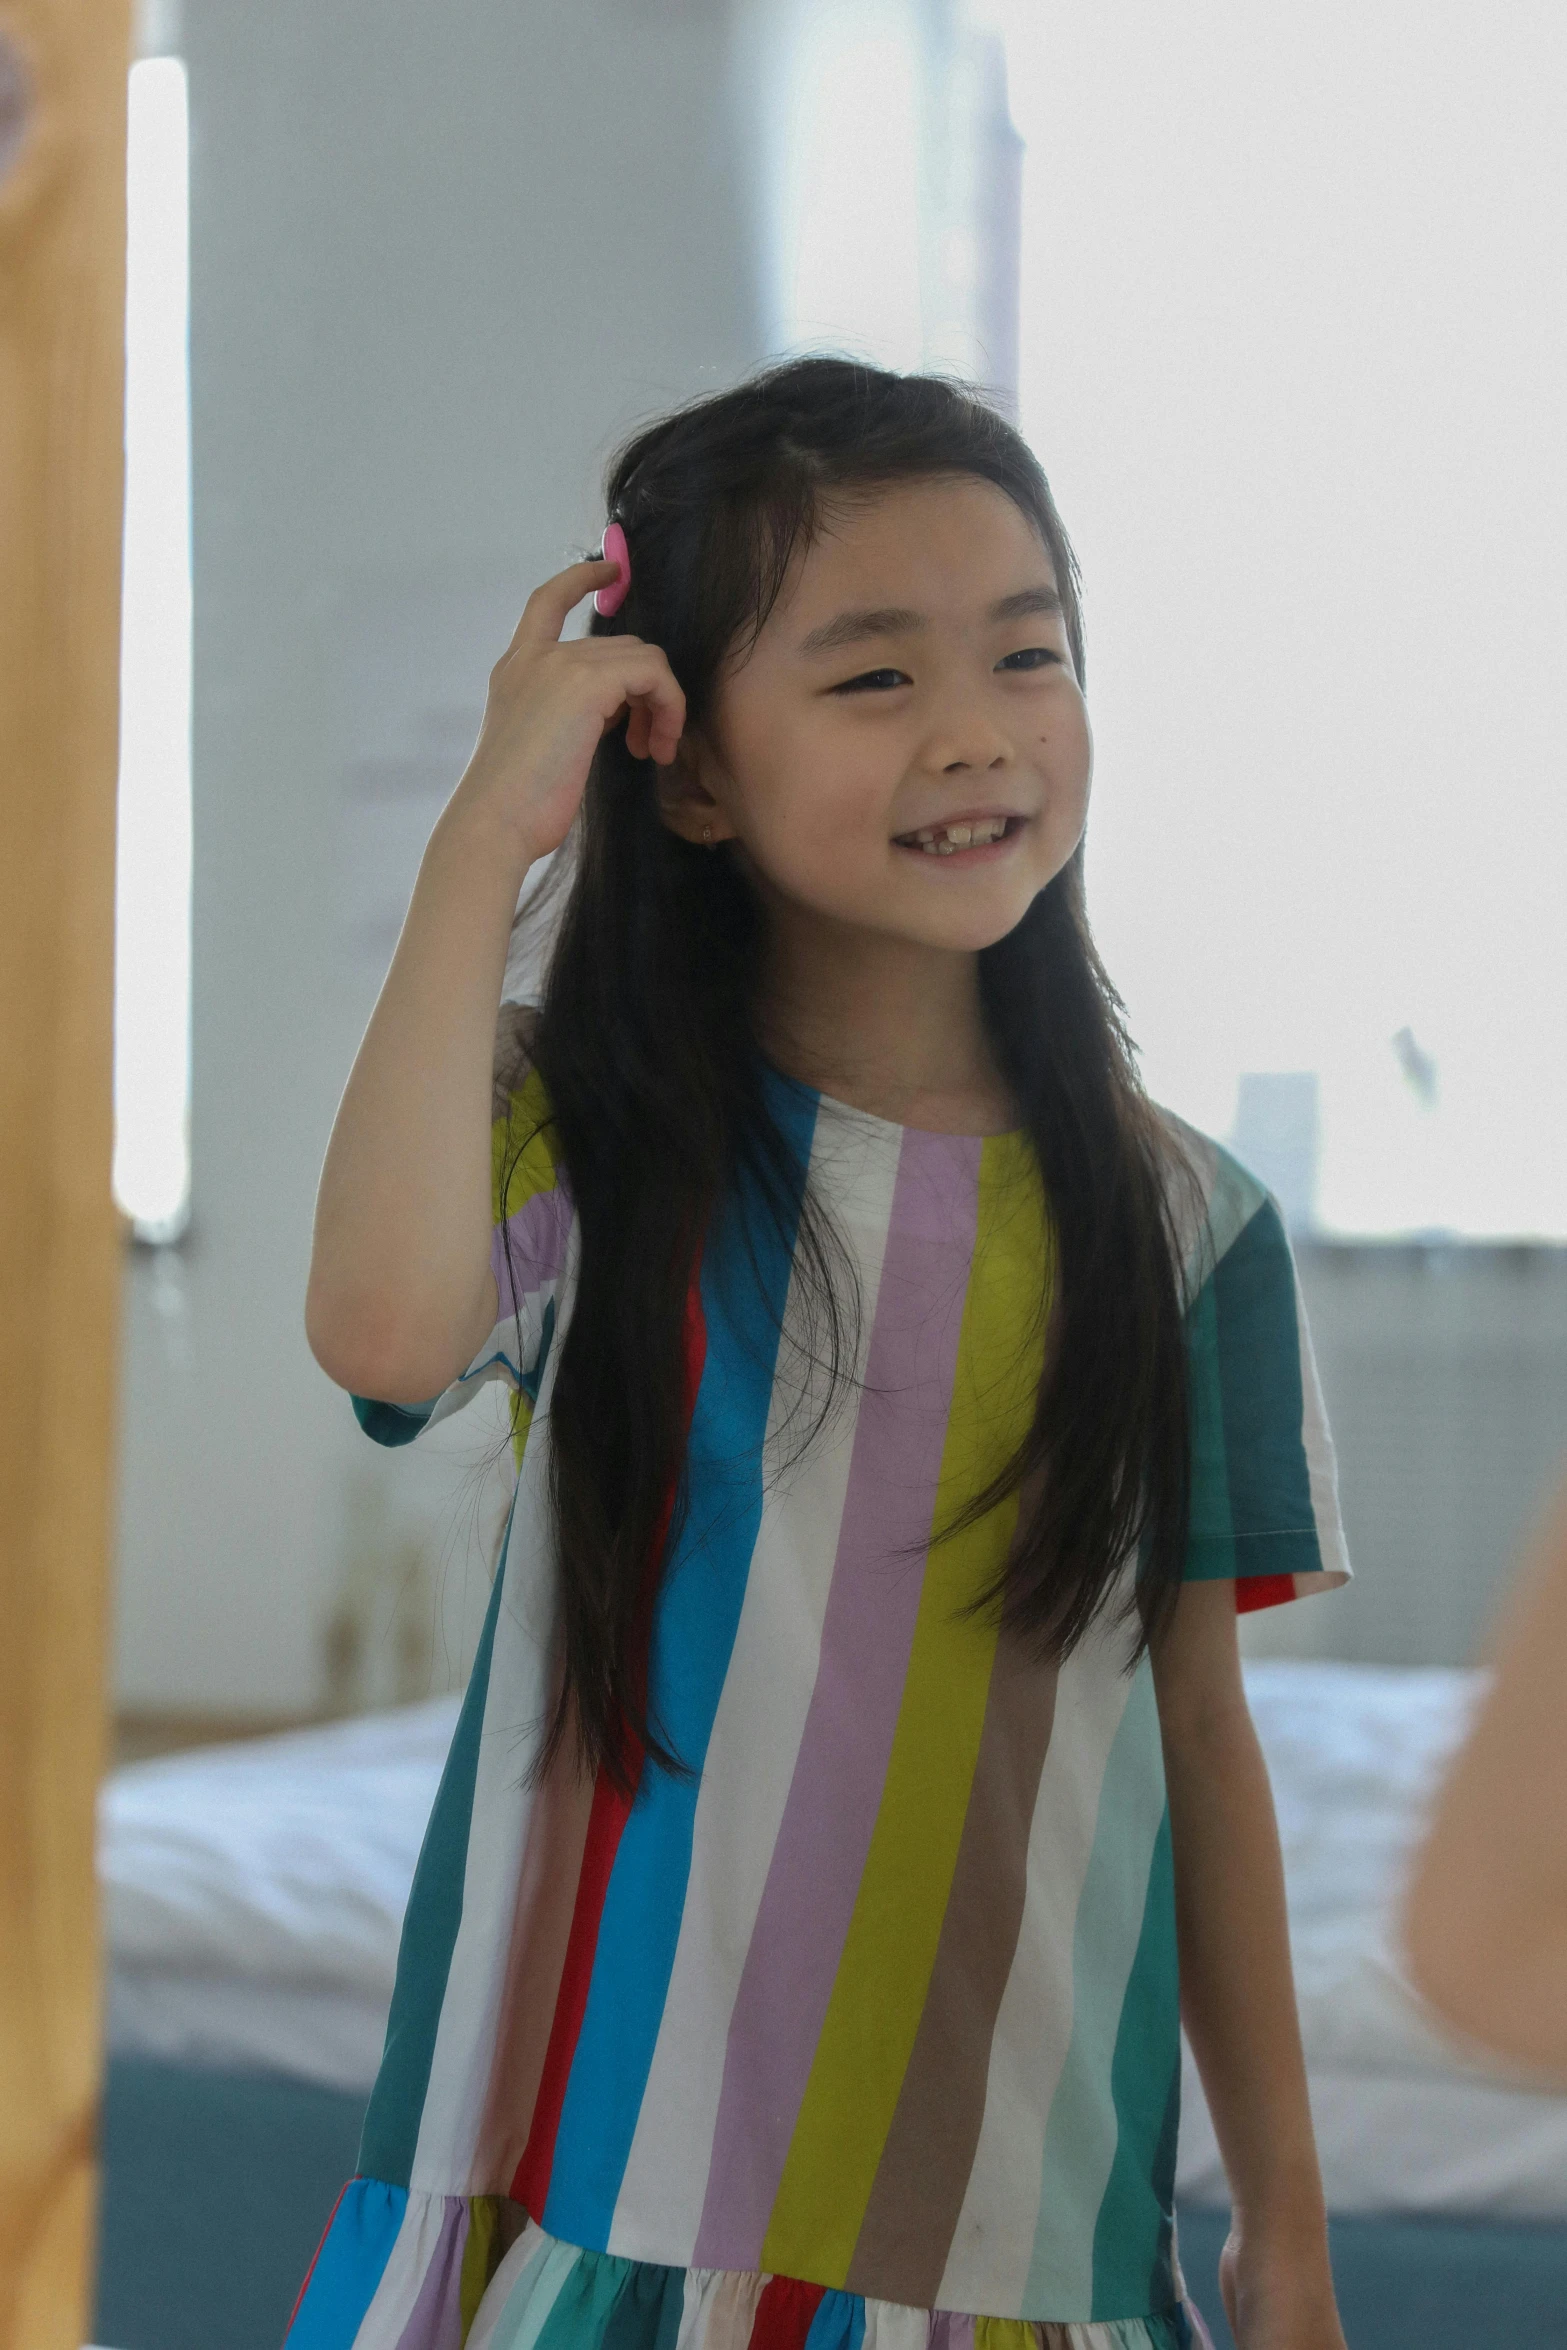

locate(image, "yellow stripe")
[[761, 1132, 1051, 2283], [492, 1062, 559, 1225], [490, 1064, 558, 1468], [509, 1389, 536, 1470], [459, 2196, 501, 2332], [974, 2320, 1039, 2350]]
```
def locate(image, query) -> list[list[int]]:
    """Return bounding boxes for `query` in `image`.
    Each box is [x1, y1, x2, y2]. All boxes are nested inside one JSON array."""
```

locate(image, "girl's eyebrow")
[[797, 582, 1063, 658]]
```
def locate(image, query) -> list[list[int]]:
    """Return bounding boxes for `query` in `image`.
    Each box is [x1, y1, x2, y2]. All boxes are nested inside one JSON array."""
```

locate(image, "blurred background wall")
[[112, 0, 1567, 1734], [115, 0, 768, 1724]]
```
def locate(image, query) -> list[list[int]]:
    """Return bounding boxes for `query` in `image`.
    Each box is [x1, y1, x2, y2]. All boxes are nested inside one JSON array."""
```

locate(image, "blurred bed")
[[94, 1666, 1567, 2350]]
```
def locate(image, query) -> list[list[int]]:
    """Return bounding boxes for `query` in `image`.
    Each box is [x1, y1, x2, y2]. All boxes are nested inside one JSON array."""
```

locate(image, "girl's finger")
[[505, 556, 621, 653], [623, 683, 684, 765], [601, 648, 684, 743]]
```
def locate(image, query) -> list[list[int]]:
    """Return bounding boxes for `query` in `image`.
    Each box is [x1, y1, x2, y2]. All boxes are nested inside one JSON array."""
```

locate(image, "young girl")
[[296, 360, 1350, 2350]]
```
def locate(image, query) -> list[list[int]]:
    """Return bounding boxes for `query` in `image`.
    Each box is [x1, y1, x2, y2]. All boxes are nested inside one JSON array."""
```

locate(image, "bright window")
[[998, 2, 1567, 1237], [114, 52, 193, 1243]]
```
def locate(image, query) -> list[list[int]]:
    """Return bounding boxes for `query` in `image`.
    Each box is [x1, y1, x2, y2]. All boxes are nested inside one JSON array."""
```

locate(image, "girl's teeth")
[[909, 817, 1008, 853]]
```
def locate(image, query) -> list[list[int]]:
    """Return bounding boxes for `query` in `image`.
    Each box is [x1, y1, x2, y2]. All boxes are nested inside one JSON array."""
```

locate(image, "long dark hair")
[[514, 357, 1192, 1788]]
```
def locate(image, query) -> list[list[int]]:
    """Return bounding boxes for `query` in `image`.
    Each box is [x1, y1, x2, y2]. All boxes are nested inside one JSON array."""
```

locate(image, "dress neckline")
[[760, 1056, 1027, 1144]]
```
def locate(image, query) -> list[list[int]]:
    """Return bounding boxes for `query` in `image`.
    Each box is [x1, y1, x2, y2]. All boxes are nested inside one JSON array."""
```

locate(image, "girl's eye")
[[997, 646, 1060, 673], [831, 666, 911, 694]]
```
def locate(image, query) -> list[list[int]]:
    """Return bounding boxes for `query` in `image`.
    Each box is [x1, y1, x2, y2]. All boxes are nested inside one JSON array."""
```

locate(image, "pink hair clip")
[[594, 521, 631, 617]]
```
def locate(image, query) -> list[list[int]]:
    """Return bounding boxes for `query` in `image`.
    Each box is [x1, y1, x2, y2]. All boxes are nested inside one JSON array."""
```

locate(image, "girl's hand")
[[452, 555, 686, 865], [1218, 2225, 1347, 2350]]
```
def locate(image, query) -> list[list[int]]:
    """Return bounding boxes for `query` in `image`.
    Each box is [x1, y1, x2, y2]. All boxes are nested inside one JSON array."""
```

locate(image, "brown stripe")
[[843, 1625, 1059, 2303], [469, 1703, 596, 2187]]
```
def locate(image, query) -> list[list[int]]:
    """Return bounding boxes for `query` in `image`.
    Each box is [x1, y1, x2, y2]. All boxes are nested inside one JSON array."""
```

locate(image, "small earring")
[[702, 825, 713, 845]]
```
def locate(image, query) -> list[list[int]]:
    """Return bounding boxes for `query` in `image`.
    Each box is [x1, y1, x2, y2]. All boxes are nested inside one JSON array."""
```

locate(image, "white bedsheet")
[[102, 1696, 458, 1993], [1177, 1662, 1567, 2217], [100, 1665, 1567, 2216], [101, 1697, 457, 2092]]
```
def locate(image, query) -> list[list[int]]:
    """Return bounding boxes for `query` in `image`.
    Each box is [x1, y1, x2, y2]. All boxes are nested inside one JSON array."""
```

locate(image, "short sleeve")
[[1181, 1155, 1351, 1612], [352, 1003, 572, 1453]]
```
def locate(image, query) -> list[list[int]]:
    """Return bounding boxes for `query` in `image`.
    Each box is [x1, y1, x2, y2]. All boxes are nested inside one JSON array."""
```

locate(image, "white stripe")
[[934, 1626, 1137, 2316], [465, 2221, 553, 2350], [470, 2230, 581, 2350], [348, 2190, 453, 2348], [1151, 1108, 1219, 1304], [426, 1322, 528, 1429], [679, 2264, 766, 2350], [1155, 1110, 1278, 1305], [1023, 1666, 1168, 2311], [409, 1228, 579, 2191], [672, 2268, 712, 2350], [859, 2300, 930, 2350], [607, 1108, 905, 2259], [1293, 1262, 1352, 1587]]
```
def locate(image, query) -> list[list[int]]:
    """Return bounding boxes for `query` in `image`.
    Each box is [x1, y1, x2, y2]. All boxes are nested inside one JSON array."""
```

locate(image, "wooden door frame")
[[0, 2, 131, 2342]]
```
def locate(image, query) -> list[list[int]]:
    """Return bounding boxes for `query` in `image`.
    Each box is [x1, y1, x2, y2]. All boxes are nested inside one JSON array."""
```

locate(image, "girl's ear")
[[655, 732, 739, 847]]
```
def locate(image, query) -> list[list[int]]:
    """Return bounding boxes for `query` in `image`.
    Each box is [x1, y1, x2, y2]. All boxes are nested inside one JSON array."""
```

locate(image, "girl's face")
[[665, 475, 1092, 957]]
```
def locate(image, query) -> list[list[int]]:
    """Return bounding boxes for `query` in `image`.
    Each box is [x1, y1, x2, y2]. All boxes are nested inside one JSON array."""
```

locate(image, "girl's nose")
[[926, 717, 1013, 775], [917, 679, 1016, 775]]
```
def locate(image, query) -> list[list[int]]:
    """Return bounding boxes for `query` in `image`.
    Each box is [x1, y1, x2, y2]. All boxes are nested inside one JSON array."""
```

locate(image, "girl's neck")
[[755, 901, 1018, 1137]]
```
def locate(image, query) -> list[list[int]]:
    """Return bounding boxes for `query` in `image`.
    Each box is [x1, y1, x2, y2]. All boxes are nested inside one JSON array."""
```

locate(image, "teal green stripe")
[[531, 2249, 639, 2350], [352, 1393, 438, 1447], [1212, 1198, 1319, 1557], [1023, 1665, 1169, 2319], [600, 2253, 686, 2350], [357, 1494, 514, 2183], [1090, 1808, 1181, 2317], [1181, 1275, 1237, 1578]]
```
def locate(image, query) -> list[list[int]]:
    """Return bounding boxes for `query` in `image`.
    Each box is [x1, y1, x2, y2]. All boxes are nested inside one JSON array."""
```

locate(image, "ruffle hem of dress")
[[286, 2182, 1216, 2350]]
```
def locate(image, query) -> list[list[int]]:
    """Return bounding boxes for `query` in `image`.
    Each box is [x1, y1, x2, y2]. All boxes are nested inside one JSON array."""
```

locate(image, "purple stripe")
[[492, 1180, 573, 1315], [394, 2197, 469, 2350], [693, 1128, 983, 2268]]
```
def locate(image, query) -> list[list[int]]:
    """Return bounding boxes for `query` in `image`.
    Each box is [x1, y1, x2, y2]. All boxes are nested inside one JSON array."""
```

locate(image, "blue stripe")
[[520, 1294, 558, 1406], [352, 1338, 528, 1450], [284, 2177, 406, 2347], [804, 2287, 866, 2350], [357, 1496, 515, 2184], [542, 1082, 819, 2245]]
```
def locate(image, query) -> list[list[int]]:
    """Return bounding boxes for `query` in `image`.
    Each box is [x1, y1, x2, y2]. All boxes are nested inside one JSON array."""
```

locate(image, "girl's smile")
[[890, 808, 1031, 859]]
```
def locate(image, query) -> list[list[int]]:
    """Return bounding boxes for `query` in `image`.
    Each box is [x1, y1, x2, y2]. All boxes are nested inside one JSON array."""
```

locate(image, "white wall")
[[114, 0, 767, 1714]]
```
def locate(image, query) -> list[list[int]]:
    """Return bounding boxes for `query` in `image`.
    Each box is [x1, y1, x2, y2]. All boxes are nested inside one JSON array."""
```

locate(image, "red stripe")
[[512, 1761, 638, 2211], [511, 1270, 708, 2217], [749, 2274, 827, 2350], [282, 2174, 354, 2339], [1235, 1571, 1296, 1614]]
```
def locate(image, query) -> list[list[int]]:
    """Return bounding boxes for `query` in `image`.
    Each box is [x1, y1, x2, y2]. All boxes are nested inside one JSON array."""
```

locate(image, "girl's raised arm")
[[304, 554, 684, 1405]]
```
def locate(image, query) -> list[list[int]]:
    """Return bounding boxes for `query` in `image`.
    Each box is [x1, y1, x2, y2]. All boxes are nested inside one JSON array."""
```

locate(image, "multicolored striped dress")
[[287, 1008, 1349, 2350]]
